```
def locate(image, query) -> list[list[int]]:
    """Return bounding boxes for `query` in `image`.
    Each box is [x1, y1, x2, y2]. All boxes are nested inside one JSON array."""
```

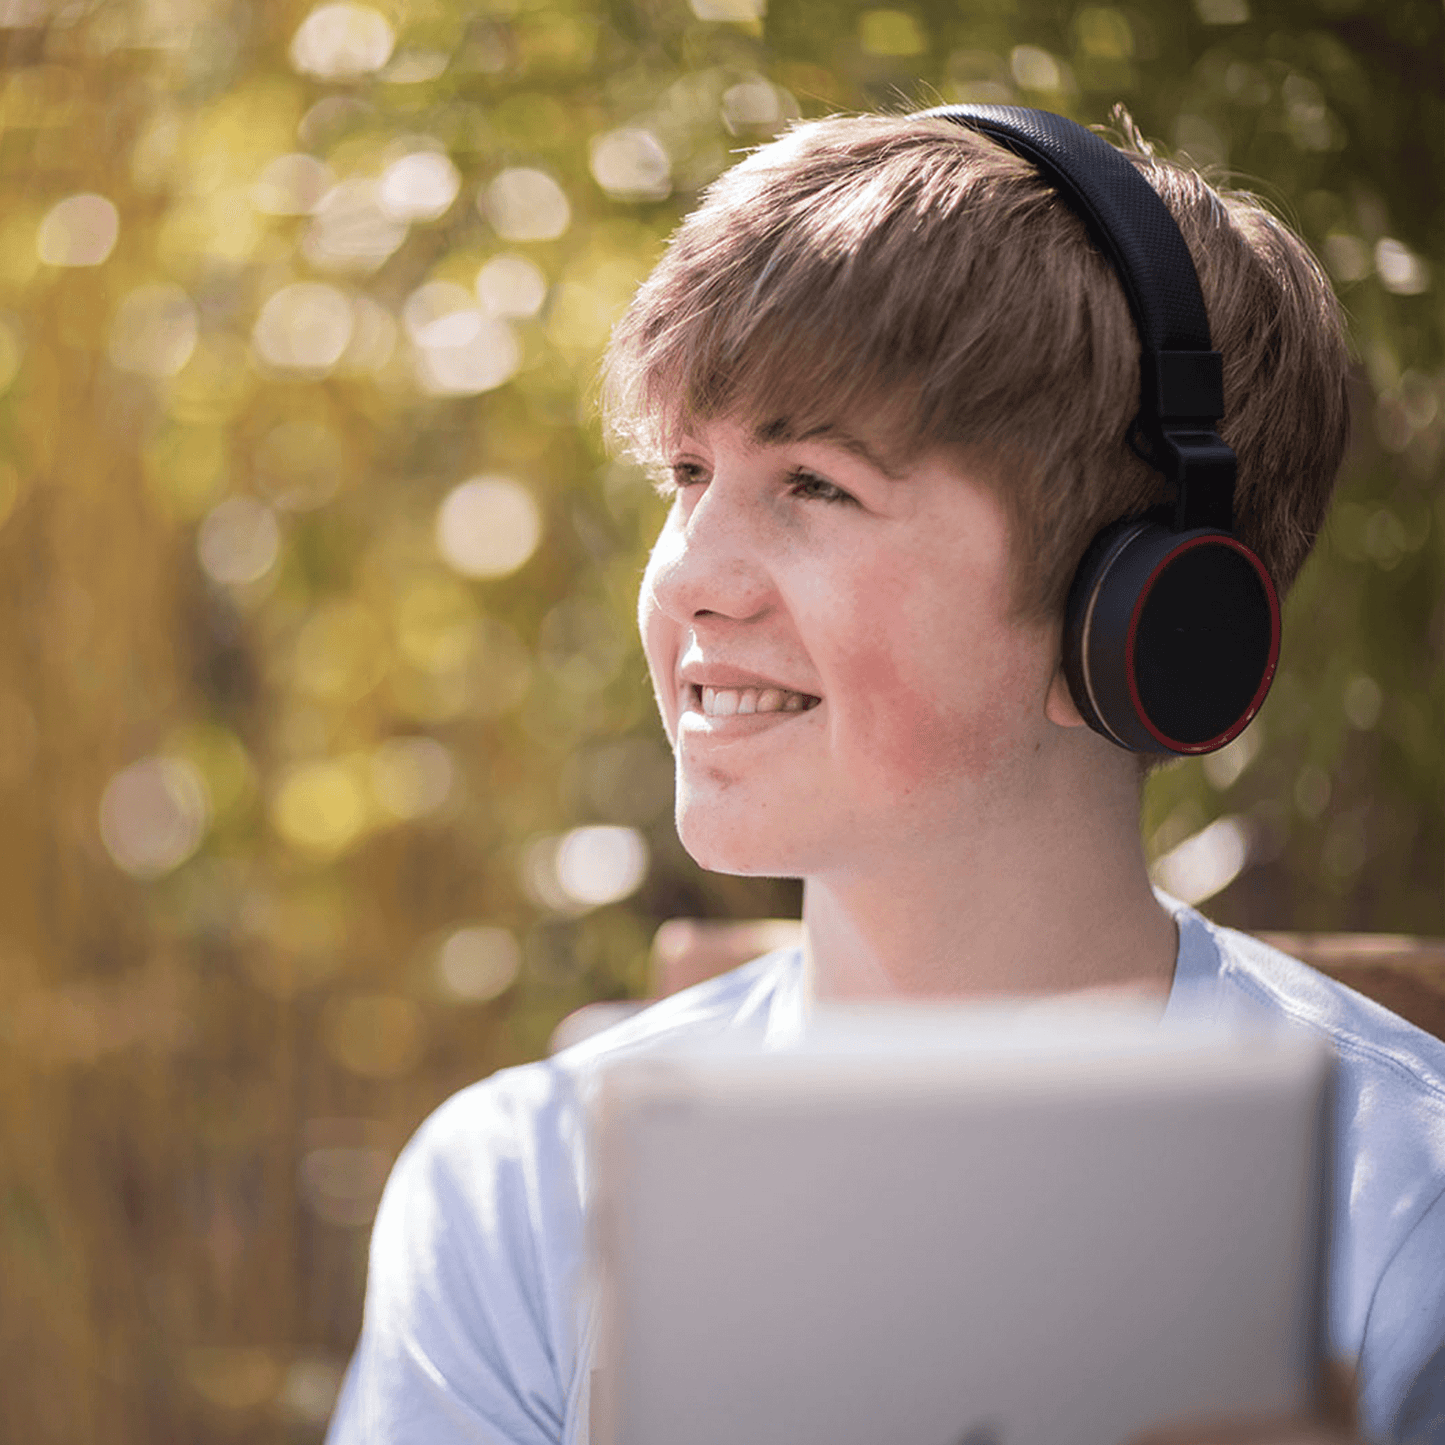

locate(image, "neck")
[[801, 739, 1178, 1004]]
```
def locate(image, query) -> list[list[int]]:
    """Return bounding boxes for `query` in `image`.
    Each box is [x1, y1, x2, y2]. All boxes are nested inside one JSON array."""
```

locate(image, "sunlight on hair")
[[252, 281, 354, 374], [36, 193, 119, 267], [589, 128, 672, 202], [435, 925, 521, 1002], [99, 756, 210, 879], [289, 3, 395, 79], [378, 149, 460, 222], [435, 476, 541, 579], [252, 153, 335, 216], [197, 496, 281, 586], [482, 167, 571, 242], [271, 757, 372, 857], [475, 253, 547, 319], [109, 283, 198, 378], [369, 736, 455, 820], [1149, 815, 1251, 906], [303, 180, 408, 273], [322, 994, 425, 1077]]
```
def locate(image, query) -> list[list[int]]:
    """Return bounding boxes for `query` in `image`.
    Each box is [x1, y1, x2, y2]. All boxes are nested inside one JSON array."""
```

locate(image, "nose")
[[641, 482, 774, 627]]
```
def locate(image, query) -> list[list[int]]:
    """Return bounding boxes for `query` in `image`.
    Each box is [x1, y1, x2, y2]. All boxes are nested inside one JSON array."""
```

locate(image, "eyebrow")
[[749, 417, 905, 480]]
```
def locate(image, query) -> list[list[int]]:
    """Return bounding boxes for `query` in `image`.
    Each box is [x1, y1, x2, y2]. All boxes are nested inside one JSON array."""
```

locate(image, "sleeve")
[[1357, 1182, 1445, 1445], [325, 1070, 586, 1445]]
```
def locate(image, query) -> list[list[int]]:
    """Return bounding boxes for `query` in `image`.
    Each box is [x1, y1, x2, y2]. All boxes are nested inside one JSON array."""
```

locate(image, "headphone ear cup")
[[1062, 521, 1281, 755]]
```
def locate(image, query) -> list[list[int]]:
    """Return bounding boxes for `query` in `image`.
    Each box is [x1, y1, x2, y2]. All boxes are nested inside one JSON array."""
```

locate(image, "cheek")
[[639, 542, 681, 743], [829, 577, 1039, 789]]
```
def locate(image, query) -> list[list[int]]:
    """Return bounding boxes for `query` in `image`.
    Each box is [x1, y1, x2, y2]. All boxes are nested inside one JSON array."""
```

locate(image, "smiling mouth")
[[688, 684, 822, 718]]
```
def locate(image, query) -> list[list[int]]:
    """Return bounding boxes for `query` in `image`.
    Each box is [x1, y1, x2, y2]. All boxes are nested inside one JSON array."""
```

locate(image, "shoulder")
[[328, 948, 803, 1444], [398, 943, 804, 1168], [1168, 897, 1445, 1108], [1164, 898, 1445, 1439]]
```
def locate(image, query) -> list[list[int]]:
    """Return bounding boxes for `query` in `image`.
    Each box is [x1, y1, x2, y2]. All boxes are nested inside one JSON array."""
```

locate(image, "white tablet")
[[587, 1003, 1332, 1445]]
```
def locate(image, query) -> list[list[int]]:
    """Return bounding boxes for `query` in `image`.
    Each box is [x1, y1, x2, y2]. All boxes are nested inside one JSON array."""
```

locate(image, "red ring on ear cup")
[[1063, 521, 1281, 755]]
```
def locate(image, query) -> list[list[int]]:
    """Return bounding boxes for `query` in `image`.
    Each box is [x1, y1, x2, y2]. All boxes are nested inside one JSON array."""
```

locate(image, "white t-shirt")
[[327, 899, 1445, 1444]]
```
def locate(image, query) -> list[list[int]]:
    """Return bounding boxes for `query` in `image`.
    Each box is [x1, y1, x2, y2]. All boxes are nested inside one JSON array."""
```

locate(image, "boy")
[[327, 111, 1445, 1443]]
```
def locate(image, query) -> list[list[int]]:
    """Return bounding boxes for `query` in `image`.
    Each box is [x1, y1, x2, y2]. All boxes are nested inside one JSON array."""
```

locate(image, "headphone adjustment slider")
[[1145, 350, 1225, 422]]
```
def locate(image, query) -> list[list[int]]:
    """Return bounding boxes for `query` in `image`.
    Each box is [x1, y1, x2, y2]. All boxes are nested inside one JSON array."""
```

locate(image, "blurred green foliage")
[[0, 0, 1438, 1438]]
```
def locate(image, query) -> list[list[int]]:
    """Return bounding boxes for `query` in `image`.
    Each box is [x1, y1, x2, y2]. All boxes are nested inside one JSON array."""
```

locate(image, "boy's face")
[[638, 418, 1069, 878]]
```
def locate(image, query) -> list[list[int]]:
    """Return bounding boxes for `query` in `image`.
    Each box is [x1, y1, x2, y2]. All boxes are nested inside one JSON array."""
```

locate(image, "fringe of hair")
[[602, 113, 1350, 620]]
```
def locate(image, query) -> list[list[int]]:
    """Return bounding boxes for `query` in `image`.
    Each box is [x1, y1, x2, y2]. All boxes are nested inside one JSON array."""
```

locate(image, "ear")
[[1045, 665, 1087, 728]]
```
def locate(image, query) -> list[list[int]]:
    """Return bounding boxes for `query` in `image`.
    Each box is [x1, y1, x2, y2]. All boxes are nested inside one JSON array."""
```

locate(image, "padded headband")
[[913, 105, 1238, 534]]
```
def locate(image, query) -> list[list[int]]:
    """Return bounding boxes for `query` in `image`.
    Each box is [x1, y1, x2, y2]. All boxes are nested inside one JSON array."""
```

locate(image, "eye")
[[787, 468, 856, 505], [654, 460, 708, 498]]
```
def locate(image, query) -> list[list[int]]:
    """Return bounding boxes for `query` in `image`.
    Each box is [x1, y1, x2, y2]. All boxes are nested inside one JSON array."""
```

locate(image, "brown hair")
[[602, 112, 1350, 621]]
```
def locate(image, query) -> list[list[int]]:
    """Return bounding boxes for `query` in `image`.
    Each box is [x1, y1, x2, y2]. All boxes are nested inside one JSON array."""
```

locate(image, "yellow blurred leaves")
[[292, 601, 388, 704], [320, 993, 425, 1077], [186, 1346, 283, 1412], [168, 722, 257, 824], [0, 66, 81, 130], [858, 9, 925, 57], [13, 960, 193, 1065], [178, 81, 306, 197], [271, 757, 371, 857], [392, 570, 488, 668], [143, 425, 228, 522], [546, 253, 648, 362], [267, 731, 459, 857], [167, 333, 254, 425]]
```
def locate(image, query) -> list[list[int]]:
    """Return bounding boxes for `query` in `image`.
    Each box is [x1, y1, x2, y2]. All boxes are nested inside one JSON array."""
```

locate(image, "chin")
[[675, 806, 805, 879]]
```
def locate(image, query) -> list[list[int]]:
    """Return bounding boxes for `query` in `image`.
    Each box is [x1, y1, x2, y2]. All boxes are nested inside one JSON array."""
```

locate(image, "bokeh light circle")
[[554, 825, 649, 907], [109, 284, 198, 378], [475, 253, 547, 319], [37, 193, 119, 267], [589, 128, 671, 201], [253, 282, 354, 374], [435, 476, 541, 579], [99, 756, 210, 879], [483, 168, 571, 242], [378, 151, 460, 222], [434, 926, 520, 1002], [289, 3, 395, 79], [197, 497, 281, 586]]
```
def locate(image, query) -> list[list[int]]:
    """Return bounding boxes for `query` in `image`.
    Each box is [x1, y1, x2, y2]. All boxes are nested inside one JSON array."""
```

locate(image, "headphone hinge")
[[1160, 430, 1237, 532]]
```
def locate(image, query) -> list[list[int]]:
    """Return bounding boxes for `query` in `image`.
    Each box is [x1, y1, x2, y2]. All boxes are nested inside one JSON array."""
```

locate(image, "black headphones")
[[913, 105, 1280, 756]]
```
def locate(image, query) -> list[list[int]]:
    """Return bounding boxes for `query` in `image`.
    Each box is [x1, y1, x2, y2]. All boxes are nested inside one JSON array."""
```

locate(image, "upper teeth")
[[699, 685, 818, 717]]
